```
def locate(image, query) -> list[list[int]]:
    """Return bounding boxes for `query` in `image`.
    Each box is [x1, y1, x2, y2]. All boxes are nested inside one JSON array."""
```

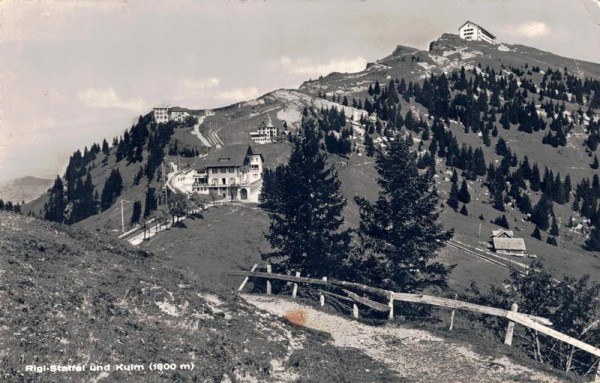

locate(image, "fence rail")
[[231, 265, 600, 381]]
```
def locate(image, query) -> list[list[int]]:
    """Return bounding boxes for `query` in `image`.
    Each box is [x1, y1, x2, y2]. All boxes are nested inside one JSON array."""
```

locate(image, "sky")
[[1, 0, 600, 182]]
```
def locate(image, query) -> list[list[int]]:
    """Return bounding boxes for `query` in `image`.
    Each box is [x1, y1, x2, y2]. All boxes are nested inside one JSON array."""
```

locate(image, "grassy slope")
[[0, 211, 402, 383]]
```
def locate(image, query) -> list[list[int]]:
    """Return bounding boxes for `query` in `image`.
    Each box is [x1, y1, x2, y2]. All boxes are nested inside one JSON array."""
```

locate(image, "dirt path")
[[243, 295, 564, 383]]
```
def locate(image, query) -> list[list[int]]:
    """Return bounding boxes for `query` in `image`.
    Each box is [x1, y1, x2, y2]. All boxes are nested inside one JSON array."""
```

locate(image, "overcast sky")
[[1, 0, 600, 182]]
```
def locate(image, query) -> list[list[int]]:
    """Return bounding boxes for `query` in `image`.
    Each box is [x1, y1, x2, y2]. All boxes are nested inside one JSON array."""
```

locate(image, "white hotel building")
[[458, 21, 496, 44]]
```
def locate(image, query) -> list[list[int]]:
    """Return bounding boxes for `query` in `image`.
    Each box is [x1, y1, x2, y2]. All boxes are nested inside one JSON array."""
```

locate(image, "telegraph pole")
[[120, 199, 131, 233], [162, 162, 168, 206]]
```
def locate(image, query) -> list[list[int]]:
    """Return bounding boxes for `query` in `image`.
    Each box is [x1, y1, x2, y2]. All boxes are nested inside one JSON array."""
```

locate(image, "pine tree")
[[493, 189, 505, 211], [101, 139, 110, 155], [450, 169, 458, 184], [592, 155, 599, 170], [585, 224, 600, 251], [131, 201, 142, 225], [550, 215, 560, 236], [100, 168, 123, 211], [144, 186, 157, 218], [353, 135, 453, 292], [261, 119, 350, 277], [493, 215, 509, 229], [447, 182, 460, 211], [364, 133, 375, 157], [458, 179, 471, 204], [530, 163, 541, 191], [532, 226, 542, 240], [460, 204, 468, 216], [531, 195, 553, 231], [43, 176, 66, 223]]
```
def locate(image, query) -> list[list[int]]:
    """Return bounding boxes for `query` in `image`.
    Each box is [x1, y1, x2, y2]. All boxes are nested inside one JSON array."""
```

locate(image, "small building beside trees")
[[491, 230, 527, 256]]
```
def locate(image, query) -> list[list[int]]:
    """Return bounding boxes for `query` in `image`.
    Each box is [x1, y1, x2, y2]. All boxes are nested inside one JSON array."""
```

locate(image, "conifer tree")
[[585, 224, 600, 251], [353, 135, 453, 292], [131, 201, 142, 225], [447, 182, 460, 211], [101, 139, 110, 155], [460, 204, 468, 216], [458, 179, 471, 204], [550, 215, 560, 236], [43, 176, 66, 223], [493, 215, 509, 229], [530, 163, 541, 191], [532, 226, 542, 240], [261, 119, 350, 277], [450, 169, 459, 184], [531, 195, 553, 231]]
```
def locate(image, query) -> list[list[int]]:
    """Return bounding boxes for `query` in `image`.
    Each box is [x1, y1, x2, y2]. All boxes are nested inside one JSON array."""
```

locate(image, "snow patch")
[[497, 44, 510, 52], [417, 62, 435, 71]]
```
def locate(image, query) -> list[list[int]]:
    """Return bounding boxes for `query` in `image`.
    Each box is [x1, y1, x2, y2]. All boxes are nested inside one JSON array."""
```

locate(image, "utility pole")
[[162, 162, 168, 206], [120, 199, 131, 233]]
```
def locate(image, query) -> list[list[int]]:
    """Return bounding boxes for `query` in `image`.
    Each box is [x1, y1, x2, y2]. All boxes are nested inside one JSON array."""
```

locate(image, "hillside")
[[1, 211, 583, 382], [24, 32, 600, 292], [0, 211, 410, 382]]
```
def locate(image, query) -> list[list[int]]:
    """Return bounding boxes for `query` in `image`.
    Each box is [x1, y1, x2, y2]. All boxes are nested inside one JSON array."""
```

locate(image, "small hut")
[[492, 237, 527, 256]]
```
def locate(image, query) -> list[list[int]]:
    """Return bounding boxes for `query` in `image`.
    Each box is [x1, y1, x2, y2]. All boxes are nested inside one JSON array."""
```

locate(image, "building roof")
[[459, 21, 496, 39], [492, 237, 526, 251], [266, 115, 274, 128], [492, 229, 514, 238], [202, 144, 262, 168]]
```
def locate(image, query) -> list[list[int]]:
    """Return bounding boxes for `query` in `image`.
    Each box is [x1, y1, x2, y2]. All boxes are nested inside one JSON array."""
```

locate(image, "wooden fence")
[[230, 264, 600, 382]]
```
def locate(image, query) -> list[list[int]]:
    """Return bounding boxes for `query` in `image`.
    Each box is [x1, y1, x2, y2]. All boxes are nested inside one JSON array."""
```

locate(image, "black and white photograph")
[[2, 1, 600, 382]]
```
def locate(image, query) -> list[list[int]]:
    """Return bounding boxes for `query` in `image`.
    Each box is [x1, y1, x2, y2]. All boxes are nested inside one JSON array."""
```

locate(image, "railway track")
[[447, 240, 527, 275]]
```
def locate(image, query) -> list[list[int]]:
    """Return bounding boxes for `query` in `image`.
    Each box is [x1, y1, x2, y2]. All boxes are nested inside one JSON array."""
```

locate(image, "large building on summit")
[[458, 21, 496, 44]]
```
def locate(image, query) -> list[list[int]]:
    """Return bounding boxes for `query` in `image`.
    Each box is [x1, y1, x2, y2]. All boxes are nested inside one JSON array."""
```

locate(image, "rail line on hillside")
[[447, 240, 527, 275]]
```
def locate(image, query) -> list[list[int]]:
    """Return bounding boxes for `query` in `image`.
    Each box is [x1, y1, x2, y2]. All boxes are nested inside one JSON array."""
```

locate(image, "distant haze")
[[1, 0, 600, 182]]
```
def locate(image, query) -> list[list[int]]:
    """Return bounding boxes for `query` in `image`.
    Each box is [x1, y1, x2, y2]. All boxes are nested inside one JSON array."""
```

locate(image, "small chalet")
[[459, 21, 496, 44], [491, 230, 526, 256]]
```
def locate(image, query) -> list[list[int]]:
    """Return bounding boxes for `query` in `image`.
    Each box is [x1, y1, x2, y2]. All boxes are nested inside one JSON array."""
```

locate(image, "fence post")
[[292, 272, 300, 298], [266, 264, 272, 295], [594, 363, 600, 383], [449, 293, 458, 331], [320, 277, 327, 306], [388, 292, 394, 320], [352, 304, 359, 319], [237, 264, 258, 292], [504, 303, 518, 346]]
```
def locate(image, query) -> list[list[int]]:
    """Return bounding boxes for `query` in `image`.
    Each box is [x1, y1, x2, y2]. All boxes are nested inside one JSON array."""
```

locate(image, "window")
[[221, 178, 226, 185], [220, 168, 226, 174], [228, 167, 235, 173]]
